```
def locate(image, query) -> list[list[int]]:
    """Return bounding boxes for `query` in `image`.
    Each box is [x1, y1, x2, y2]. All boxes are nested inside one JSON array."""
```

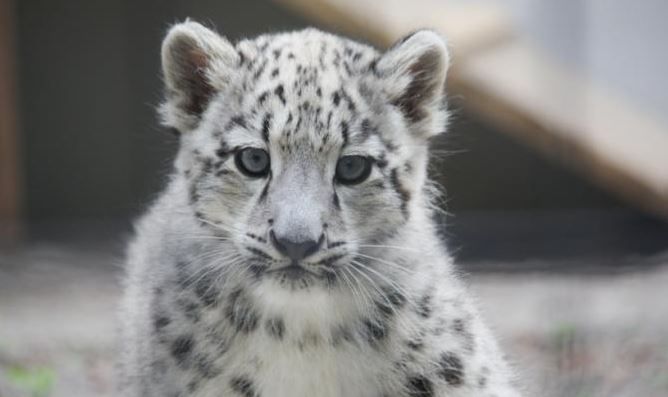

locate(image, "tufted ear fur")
[[159, 21, 238, 133], [376, 30, 450, 138]]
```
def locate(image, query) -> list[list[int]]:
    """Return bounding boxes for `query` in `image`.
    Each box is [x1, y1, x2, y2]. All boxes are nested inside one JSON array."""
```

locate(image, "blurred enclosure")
[[0, 0, 667, 260], [1, 0, 668, 396]]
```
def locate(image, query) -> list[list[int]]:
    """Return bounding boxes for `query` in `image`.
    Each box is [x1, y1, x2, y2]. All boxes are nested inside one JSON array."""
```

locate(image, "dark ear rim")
[[159, 21, 238, 133]]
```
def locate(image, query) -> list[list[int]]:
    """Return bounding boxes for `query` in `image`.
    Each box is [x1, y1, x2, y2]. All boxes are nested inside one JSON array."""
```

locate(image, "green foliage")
[[6, 366, 55, 397]]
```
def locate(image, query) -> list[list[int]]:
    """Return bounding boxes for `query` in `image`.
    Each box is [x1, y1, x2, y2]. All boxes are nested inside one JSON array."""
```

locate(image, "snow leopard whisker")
[[174, 248, 244, 286], [353, 253, 411, 274], [356, 244, 420, 253], [341, 267, 374, 318], [348, 261, 405, 320], [349, 260, 416, 333], [195, 216, 247, 236], [349, 260, 412, 304]]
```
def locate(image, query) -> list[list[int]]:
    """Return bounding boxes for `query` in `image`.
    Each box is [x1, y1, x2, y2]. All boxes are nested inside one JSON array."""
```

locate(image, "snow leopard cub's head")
[[160, 21, 449, 290]]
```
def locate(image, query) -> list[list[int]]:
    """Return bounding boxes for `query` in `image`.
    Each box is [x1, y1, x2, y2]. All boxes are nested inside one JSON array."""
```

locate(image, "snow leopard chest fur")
[[118, 21, 521, 397]]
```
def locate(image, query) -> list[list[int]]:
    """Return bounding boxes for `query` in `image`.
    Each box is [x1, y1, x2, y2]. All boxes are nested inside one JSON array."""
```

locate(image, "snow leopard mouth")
[[266, 263, 316, 280]]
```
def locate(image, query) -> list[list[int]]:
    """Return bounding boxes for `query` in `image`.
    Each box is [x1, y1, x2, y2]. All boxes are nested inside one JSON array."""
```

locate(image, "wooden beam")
[[0, 0, 22, 240], [275, 0, 668, 219], [450, 41, 668, 218], [275, 0, 514, 58]]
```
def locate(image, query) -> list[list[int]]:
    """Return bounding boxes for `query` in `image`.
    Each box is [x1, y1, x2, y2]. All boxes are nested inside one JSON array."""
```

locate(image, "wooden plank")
[[0, 0, 22, 240], [275, 0, 668, 218], [275, 0, 514, 58], [450, 41, 668, 217]]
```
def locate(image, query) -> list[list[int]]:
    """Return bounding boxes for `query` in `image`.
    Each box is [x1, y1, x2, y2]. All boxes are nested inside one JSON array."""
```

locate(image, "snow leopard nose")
[[270, 230, 324, 261]]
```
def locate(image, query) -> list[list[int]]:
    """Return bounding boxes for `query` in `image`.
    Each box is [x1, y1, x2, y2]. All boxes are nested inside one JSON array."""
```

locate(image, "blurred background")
[[1, 0, 667, 396]]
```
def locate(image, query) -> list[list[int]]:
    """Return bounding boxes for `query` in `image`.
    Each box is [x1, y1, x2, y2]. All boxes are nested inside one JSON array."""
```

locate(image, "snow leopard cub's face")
[[160, 22, 449, 290]]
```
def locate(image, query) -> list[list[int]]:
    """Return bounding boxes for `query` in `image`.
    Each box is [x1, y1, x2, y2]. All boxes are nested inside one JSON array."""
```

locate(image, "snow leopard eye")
[[235, 148, 270, 178], [335, 155, 372, 185]]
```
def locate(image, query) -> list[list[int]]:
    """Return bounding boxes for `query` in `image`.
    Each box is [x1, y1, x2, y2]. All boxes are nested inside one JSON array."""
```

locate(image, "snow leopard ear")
[[159, 20, 238, 133], [376, 30, 450, 138]]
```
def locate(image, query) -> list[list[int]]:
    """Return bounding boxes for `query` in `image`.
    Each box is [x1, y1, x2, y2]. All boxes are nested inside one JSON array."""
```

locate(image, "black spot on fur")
[[298, 331, 321, 350], [326, 111, 333, 130], [230, 376, 256, 397], [387, 288, 407, 307], [170, 335, 194, 365], [328, 241, 346, 249], [225, 289, 259, 334], [407, 375, 434, 397], [246, 232, 267, 243], [360, 118, 376, 140], [266, 317, 285, 340], [194, 272, 220, 307], [368, 58, 379, 75], [417, 293, 432, 318], [261, 113, 273, 142], [153, 314, 171, 332], [376, 288, 405, 318], [274, 84, 286, 105], [253, 59, 267, 80], [188, 379, 200, 393], [406, 338, 424, 351], [271, 68, 279, 78], [343, 61, 352, 75], [376, 154, 388, 168], [332, 91, 341, 106], [363, 319, 387, 345], [257, 90, 269, 105], [196, 354, 220, 379], [180, 299, 201, 323], [438, 352, 465, 386], [453, 318, 465, 333], [332, 326, 353, 346], [390, 168, 411, 217], [454, 319, 476, 354], [340, 121, 349, 145], [229, 115, 247, 130], [201, 157, 214, 174], [340, 89, 356, 113]]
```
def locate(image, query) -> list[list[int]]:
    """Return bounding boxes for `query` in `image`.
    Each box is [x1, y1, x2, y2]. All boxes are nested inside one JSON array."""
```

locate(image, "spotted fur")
[[118, 20, 521, 397]]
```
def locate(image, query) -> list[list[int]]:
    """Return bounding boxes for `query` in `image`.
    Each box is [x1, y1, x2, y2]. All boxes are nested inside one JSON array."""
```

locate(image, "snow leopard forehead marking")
[[217, 29, 388, 158]]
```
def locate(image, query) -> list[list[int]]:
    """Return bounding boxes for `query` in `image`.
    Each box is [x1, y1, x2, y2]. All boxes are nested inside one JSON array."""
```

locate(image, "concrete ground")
[[1, 243, 667, 397]]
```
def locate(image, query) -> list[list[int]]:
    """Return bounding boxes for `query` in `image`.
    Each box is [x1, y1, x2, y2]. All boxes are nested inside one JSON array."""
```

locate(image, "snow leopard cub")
[[118, 21, 521, 397]]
